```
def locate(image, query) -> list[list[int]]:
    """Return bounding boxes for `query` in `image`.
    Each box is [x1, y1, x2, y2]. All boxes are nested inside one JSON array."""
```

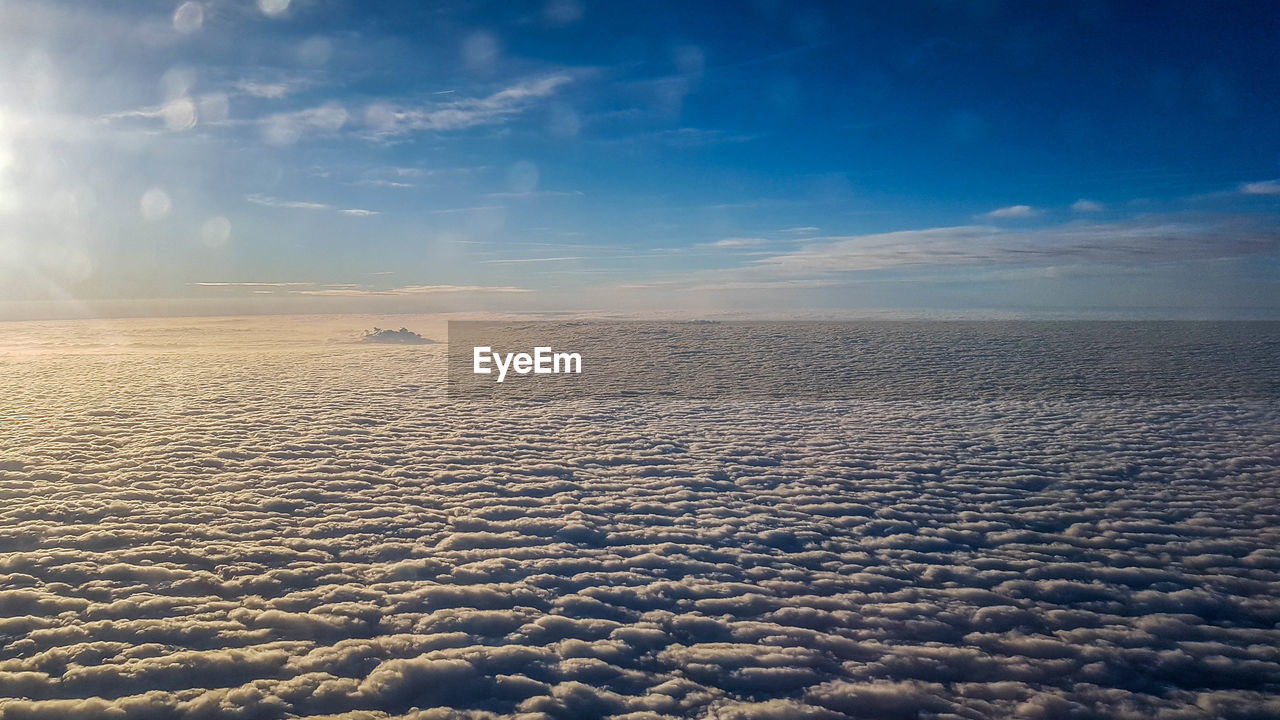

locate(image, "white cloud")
[[196, 281, 315, 287], [196, 282, 530, 296], [245, 193, 330, 211], [709, 237, 767, 249], [985, 204, 1040, 219], [477, 256, 585, 264], [356, 179, 416, 189], [427, 205, 505, 215], [1071, 199, 1104, 212], [746, 218, 1280, 275], [246, 194, 377, 217], [261, 102, 349, 145], [233, 80, 305, 99], [363, 75, 573, 136], [485, 190, 584, 199], [687, 278, 840, 291], [294, 284, 531, 295], [1239, 179, 1280, 195]]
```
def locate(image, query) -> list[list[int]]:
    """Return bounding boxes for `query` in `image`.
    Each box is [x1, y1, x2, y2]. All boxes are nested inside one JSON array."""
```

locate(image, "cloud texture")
[[0, 317, 1277, 718]]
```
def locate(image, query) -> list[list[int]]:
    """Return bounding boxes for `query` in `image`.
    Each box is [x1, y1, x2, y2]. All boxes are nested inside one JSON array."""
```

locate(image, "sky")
[[0, 0, 1277, 318]]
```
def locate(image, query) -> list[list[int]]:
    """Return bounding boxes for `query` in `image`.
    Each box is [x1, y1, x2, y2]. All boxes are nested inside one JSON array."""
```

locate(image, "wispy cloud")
[[195, 281, 316, 288], [1072, 199, 1104, 213], [364, 75, 573, 136], [355, 179, 416, 189], [598, 217, 1280, 299], [707, 237, 767, 248], [245, 194, 331, 211], [353, 165, 485, 189], [99, 93, 230, 132], [1239, 179, 1280, 196], [233, 79, 309, 99], [985, 204, 1040, 219], [752, 218, 1280, 276], [245, 193, 377, 216], [478, 256, 585, 264], [261, 102, 349, 145], [99, 105, 171, 123], [485, 190, 584, 199], [104, 71, 562, 145], [628, 127, 759, 148], [687, 278, 841, 291], [293, 284, 531, 296], [353, 167, 424, 189], [196, 281, 530, 296], [427, 205, 505, 215]]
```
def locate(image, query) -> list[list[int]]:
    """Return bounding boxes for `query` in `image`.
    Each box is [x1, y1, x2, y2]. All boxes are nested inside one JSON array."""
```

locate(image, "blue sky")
[[0, 0, 1277, 317]]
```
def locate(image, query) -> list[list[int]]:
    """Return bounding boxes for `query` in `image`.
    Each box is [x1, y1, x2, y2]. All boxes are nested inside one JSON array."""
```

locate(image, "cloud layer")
[[0, 317, 1277, 718], [748, 219, 1280, 276]]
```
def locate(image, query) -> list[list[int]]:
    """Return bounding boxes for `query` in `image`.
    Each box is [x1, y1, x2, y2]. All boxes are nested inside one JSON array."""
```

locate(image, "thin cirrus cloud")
[[485, 190, 585, 199], [292, 284, 531, 296], [99, 94, 231, 131], [1239, 179, 1280, 196], [196, 281, 316, 288], [363, 75, 574, 137], [708, 237, 768, 248], [94, 75, 570, 145], [984, 204, 1040, 219], [477, 256, 586, 264], [743, 218, 1280, 277], [260, 102, 351, 145], [232, 78, 309, 99], [245, 193, 378, 217], [195, 282, 530, 296]]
